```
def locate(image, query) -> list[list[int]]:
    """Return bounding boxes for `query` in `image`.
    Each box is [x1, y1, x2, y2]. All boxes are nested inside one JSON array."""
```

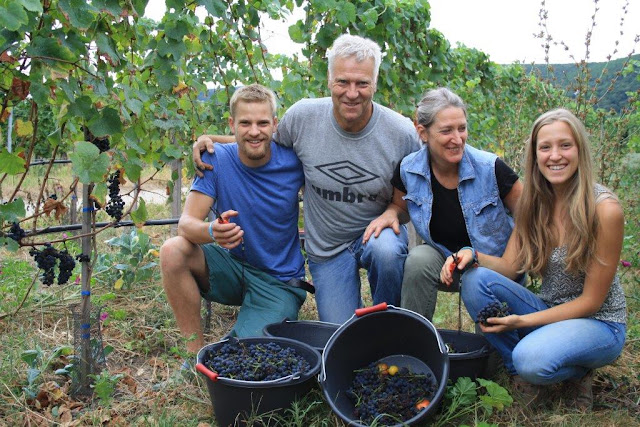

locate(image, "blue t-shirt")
[[191, 142, 305, 282]]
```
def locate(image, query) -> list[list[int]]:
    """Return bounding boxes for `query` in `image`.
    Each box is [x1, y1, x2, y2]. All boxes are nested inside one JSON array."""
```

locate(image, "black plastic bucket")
[[263, 319, 340, 353], [320, 303, 449, 426], [438, 329, 494, 381], [196, 336, 321, 427]]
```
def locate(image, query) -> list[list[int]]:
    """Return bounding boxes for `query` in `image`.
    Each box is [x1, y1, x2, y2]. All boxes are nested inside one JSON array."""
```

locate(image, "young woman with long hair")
[[447, 108, 627, 410]]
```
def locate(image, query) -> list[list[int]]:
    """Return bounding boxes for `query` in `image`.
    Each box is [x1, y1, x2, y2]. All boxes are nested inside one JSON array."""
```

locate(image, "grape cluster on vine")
[[202, 341, 310, 381], [83, 126, 110, 153], [29, 244, 77, 286], [105, 170, 124, 221], [476, 301, 511, 326], [7, 222, 26, 242]]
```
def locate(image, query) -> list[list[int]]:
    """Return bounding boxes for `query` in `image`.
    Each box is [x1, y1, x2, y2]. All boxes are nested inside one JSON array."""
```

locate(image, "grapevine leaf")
[[288, 22, 305, 43], [20, 0, 43, 13], [93, 182, 108, 207], [123, 158, 143, 182], [197, 0, 227, 18], [58, 0, 96, 30], [336, 2, 356, 26], [88, 107, 123, 137], [0, 150, 27, 175], [92, 0, 123, 17], [70, 141, 110, 184], [14, 119, 34, 137], [26, 36, 78, 64], [0, 237, 20, 252], [0, 3, 28, 32], [130, 198, 147, 228], [95, 33, 121, 67], [0, 199, 26, 222]]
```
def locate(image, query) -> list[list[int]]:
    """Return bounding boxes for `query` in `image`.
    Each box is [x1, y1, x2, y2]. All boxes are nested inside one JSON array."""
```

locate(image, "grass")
[[1, 167, 639, 426]]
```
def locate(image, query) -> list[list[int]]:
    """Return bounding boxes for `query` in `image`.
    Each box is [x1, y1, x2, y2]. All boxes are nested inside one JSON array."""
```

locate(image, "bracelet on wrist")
[[208, 221, 215, 241], [459, 246, 478, 267]]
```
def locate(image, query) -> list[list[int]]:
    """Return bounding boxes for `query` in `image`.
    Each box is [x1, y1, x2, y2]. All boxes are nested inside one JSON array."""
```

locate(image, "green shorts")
[[200, 243, 307, 338]]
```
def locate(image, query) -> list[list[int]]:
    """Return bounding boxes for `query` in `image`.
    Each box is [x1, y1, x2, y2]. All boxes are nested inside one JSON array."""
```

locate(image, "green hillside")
[[525, 54, 640, 112]]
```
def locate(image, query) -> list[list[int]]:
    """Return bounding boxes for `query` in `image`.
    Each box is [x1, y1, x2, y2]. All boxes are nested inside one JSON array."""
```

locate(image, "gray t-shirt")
[[275, 97, 421, 259]]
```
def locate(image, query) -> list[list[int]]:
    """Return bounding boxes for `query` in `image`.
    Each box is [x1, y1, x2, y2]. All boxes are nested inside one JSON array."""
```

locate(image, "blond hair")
[[229, 84, 277, 119], [516, 109, 599, 275]]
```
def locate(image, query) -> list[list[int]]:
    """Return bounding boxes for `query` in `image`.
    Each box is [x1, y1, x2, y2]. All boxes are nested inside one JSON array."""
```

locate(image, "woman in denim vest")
[[451, 109, 626, 410], [364, 87, 522, 320]]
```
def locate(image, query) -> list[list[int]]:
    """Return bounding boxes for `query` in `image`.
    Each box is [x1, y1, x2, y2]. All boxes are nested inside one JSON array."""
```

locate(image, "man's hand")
[[362, 210, 401, 244], [193, 135, 216, 178], [211, 210, 244, 249]]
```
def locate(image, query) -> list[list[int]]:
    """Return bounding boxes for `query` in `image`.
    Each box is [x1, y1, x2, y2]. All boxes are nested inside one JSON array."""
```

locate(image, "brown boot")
[[565, 370, 594, 411], [511, 375, 543, 407]]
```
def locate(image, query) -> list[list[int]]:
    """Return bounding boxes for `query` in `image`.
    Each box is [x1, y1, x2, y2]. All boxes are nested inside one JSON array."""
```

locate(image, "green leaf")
[[26, 36, 78, 64], [20, 0, 43, 13], [0, 237, 20, 251], [0, 150, 26, 175], [21, 349, 41, 367], [130, 198, 148, 228], [96, 33, 121, 67], [360, 8, 378, 30], [88, 107, 123, 137], [68, 96, 96, 121], [70, 141, 110, 184], [477, 378, 513, 412], [288, 22, 305, 43], [450, 376, 478, 406], [92, 0, 123, 17], [0, 199, 26, 222], [336, 2, 356, 26], [123, 159, 143, 182], [198, 0, 227, 17], [0, 3, 28, 32], [59, 0, 96, 30]]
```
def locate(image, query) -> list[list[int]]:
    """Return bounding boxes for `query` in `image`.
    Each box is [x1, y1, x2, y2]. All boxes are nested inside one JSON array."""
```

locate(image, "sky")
[[145, 0, 639, 65]]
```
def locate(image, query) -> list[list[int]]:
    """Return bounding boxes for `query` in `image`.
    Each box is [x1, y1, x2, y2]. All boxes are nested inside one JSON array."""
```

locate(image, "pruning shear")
[[210, 206, 229, 224], [447, 252, 460, 287]]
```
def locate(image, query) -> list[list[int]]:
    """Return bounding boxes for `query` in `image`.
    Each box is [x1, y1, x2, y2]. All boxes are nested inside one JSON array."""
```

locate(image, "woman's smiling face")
[[535, 120, 579, 190], [418, 107, 467, 166]]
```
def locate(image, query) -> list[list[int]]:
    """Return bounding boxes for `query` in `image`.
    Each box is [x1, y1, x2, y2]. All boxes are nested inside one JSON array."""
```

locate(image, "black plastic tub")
[[438, 329, 494, 381], [196, 336, 321, 427], [263, 319, 340, 353], [320, 303, 449, 426]]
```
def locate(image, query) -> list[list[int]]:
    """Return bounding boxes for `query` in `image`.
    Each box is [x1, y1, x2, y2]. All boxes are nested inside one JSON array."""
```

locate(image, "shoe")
[[511, 375, 543, 407], [566, 369, 594, 411]]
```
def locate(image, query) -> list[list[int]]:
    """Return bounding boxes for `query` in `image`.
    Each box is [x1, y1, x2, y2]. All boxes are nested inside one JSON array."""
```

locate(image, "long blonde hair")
[[515, 109, 598, 275]]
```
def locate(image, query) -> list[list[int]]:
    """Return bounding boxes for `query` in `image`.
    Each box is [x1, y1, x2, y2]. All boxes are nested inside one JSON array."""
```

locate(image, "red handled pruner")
[[210, 206, 229, 224], [447, 252, 460, 287]]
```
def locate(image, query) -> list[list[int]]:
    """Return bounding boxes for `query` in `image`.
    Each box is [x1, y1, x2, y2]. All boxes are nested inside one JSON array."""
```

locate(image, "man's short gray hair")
[[327, 34, 382, 83]]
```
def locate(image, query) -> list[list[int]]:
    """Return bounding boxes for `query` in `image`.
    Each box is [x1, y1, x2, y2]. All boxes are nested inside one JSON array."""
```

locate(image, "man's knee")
[[404, 245, 442, 279], [160, 236, 199, 275], [366, 228, 408, 260]]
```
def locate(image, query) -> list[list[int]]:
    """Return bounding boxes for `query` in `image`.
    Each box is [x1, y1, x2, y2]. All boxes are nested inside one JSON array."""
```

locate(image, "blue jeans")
[[461, 267, 626, 384], [308, 226, 408, 324]]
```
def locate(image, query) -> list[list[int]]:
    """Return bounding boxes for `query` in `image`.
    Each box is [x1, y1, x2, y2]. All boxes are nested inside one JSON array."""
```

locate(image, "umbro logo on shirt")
[[315, 161, 379, 185]]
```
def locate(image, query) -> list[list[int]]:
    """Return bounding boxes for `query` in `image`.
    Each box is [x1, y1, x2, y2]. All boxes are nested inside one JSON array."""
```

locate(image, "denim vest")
[[400, 144, 514, 257]]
